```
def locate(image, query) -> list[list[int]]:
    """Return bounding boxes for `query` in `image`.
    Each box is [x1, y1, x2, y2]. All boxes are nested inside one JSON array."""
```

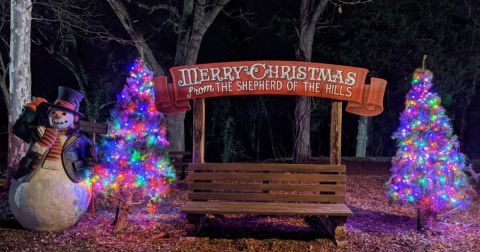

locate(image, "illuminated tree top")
[[387, 68, 474, 213]]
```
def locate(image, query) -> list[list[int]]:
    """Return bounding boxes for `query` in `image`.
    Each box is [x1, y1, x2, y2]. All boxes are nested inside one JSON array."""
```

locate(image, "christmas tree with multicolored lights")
[[387, 68, 475, 230], [92, 59, 176, 232]]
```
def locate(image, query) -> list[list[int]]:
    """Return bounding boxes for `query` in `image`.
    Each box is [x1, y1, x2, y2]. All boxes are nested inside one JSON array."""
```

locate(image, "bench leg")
[[186, 214, 205, 236], [333, 220, 347, 247], [306, 216, 348, 247]]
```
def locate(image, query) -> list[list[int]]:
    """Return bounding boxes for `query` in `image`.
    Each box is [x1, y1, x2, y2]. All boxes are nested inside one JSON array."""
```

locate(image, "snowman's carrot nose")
[[54, 111, 62, 119]]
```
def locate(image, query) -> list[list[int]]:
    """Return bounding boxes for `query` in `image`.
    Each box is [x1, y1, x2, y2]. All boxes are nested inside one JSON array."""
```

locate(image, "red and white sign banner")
[[154, 61, 387, 116]]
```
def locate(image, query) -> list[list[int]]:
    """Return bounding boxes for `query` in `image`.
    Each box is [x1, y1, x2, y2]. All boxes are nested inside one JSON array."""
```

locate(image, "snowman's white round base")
[[9, 162, 91, 231]]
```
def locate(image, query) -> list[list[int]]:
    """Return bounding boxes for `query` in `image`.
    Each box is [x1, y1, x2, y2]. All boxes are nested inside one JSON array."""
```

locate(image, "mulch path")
[[0, 159, 479, 251]]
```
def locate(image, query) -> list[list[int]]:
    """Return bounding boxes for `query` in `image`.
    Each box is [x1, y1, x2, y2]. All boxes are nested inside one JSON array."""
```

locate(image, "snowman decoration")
[[9, 86, 93, 231]]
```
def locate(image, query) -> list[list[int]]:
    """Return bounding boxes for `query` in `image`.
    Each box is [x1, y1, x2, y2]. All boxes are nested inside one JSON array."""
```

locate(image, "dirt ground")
[[1, 159, 479, 251]]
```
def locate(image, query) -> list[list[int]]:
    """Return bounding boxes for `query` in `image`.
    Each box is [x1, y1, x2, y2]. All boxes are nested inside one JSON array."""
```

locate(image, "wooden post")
[[191, 99, 207, 233], [193, 99, 205, 163], [90, 120, 96, 215], [326, 101, 346, 246], [330, 101, 342, 165]]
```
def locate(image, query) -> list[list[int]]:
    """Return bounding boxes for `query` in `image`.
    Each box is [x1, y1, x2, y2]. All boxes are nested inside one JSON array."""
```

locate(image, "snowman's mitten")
[[31, 142, 49, 156], [33, 128, 59, 155], [25, 97, 48, 112]]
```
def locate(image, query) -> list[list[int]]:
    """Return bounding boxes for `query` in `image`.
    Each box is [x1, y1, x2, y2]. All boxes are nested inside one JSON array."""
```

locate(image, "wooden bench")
[[182, 163, 353, 245]]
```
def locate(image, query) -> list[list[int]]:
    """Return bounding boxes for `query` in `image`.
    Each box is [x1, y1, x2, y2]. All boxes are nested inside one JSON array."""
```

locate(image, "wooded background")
[[1, 0, 479, 167]]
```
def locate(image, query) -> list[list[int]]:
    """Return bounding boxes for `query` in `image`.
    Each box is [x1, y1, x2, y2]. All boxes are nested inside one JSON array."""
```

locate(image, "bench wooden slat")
[[188, 173, 345, 182], [189, 182, 346, 192], [183, 201, 353, 216], [168, 151, 192, 155], [189, 163, 346, 173], [182, 163, 352, 244], [172, 163, 190, 167], [189, 192, 345, 203]]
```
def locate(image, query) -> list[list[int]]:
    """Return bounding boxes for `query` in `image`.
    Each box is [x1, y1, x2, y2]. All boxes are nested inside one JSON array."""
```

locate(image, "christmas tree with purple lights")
[[387, 68, 474, 218], [92, 59, 176, 231]]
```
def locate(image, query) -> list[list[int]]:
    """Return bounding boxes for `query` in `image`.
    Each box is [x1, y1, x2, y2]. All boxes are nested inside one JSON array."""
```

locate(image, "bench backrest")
[[187, 163, 346, 204]]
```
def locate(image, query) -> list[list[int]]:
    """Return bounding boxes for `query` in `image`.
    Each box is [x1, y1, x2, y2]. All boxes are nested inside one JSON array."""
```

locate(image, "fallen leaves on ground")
[[0, 159, 479, 251]]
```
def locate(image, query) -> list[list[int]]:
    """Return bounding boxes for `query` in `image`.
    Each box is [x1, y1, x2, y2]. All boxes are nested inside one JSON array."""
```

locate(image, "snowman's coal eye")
[[62, 112, 66, 116]]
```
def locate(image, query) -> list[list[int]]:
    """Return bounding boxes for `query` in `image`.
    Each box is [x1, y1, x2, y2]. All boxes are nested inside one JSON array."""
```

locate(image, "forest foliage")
[[0, 0, 479, 161]]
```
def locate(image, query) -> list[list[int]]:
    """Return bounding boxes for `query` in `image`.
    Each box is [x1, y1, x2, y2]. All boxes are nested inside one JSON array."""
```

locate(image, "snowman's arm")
[[30, 142, 49, 155], [79, 135, 97, 167], [14, 98, 48, 143], [13, 108, 38, 143]]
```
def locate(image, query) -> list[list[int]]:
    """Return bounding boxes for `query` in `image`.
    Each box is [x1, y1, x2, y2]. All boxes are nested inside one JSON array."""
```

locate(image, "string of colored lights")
[[91, 59, 176, 212], [387, 68, 473, 213]]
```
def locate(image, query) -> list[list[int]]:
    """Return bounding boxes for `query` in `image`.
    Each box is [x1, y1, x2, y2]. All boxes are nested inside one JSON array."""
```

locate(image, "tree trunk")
[[168, 0, 230, 154], [417, 208, 436, 236], [188, 17, 207, 162], [105, 0, 165, 77], [8, 0, 32, 179], [112, 190, 134, 233], [183, 7, 207, 158], [186, 0, 231, 160], [355, 116, 370, 157], [416, 208, 421, 231], [294, 96, 311, 163], [192, 98, 205, 163], [164, 0, 193, 153], [166, 113, 186, 152], [107, 0, 230, 154], [173, 0, 193, 67], [293, 0, 328, 163], [0, 58, 9, 111]]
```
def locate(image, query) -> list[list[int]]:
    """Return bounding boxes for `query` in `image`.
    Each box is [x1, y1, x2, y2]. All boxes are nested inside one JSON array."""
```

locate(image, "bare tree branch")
[[0, 61, 9, 110], [329, 0, 374, 6], [173, 0, 193, 65], [133, 0, 181, 35], [311, 0, 328, 27], [100, 101, 116, 110], [0, 1, 10, 110], [126, 0, 180, 18], [220, 5, 255, 28], [106, 0, 166, 76], [185, 0, 232, 63], [464, 0, 480, 26], [32, 0, 132, 44], [203, 0, 232, 29], [0, 0, 9, 52]]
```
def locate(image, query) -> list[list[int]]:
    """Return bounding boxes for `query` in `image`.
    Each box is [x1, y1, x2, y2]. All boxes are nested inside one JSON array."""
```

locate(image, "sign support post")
[[193, 99, 205, 163], [330, 101, 342, 165]]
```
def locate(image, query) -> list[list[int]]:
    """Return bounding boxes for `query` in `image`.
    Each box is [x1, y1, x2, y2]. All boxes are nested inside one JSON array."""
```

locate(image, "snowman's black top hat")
[[42, 86, 85, 118]]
